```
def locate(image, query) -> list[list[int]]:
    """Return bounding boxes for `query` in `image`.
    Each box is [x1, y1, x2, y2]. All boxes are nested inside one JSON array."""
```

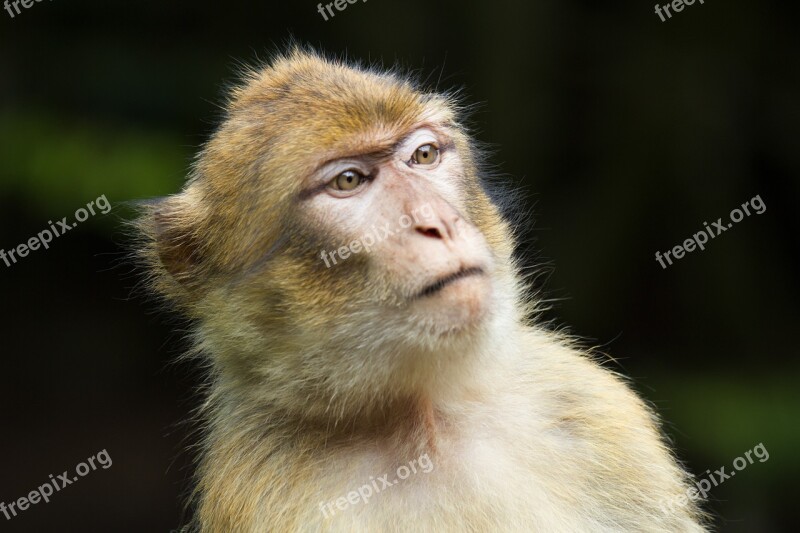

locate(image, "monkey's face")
[[297, 124, 497, 335]]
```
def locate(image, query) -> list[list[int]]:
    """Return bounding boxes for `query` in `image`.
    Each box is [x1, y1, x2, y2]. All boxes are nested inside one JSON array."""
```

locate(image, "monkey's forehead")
[[225, 52, 455, 152]]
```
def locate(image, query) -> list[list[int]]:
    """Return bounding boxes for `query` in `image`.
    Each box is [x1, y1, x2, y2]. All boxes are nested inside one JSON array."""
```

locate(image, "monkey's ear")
[[143, 195, 205, 285]]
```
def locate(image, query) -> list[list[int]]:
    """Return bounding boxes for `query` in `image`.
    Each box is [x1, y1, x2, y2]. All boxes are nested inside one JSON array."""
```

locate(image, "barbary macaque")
[[135, 48, 706, 532]]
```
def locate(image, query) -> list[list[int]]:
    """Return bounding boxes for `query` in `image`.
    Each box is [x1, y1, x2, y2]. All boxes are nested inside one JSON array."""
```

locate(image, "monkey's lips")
[[414, 266, 486, 299]]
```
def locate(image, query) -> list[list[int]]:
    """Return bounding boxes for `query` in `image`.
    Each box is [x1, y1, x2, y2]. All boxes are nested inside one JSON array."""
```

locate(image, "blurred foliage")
[[649, 372, 800, 467], [0, 111, 187, 214]]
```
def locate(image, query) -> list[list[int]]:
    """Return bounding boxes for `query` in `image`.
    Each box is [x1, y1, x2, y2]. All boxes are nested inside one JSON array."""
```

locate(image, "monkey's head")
[[137, 49, 525, 418]]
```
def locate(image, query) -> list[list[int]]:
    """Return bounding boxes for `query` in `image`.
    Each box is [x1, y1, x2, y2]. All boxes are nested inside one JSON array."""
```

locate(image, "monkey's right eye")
[[330, 169, 367, 192]]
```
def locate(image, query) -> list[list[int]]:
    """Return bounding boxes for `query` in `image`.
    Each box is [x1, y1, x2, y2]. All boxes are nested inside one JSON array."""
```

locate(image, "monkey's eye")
[[411, 144, 440, 166], [330, 169, 367, 192]]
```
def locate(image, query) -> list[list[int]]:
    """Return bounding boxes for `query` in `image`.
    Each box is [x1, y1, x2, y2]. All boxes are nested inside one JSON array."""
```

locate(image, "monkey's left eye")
[[330, 169, 367, 192], [411, 144, 440, 166]]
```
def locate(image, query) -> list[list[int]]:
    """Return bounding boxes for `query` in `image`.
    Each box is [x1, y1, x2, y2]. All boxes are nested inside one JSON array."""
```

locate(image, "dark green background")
[[0, 0, 797, 531]]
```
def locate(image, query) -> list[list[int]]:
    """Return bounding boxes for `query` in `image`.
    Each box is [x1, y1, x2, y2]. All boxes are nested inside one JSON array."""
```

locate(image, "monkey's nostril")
[[417, 227, 443, 239]]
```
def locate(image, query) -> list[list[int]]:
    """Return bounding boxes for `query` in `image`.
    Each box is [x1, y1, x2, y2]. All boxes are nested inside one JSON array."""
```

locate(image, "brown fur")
[[135, 48, 707, 532]]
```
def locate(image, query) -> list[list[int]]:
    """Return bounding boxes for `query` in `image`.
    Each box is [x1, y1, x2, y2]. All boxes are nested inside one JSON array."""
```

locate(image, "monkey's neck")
[[207, 376, 474, 454]]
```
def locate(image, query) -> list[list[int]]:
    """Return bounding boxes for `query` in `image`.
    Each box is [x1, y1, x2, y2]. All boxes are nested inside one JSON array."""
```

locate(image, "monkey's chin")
[[411, 271, 492, 334]]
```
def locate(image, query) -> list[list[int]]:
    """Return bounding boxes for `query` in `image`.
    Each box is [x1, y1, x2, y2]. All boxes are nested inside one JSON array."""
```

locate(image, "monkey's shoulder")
[[504, 334, 668, 460], [478, 334, 704, 530]]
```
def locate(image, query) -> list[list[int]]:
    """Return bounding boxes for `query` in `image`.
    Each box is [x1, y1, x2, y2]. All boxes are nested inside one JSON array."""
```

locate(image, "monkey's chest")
[[309, 433, 590, 532]]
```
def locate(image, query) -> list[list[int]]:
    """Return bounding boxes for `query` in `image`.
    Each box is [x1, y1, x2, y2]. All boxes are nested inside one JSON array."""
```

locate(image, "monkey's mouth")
[[415, 266, 485, 299]]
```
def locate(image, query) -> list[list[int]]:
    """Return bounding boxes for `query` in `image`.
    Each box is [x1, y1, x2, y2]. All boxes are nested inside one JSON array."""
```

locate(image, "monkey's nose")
[[416, 226, 444, 239]]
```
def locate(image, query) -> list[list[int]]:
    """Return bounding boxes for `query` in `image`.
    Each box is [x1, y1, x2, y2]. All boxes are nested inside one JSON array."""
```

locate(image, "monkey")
[[134, 48, 708, 532]]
